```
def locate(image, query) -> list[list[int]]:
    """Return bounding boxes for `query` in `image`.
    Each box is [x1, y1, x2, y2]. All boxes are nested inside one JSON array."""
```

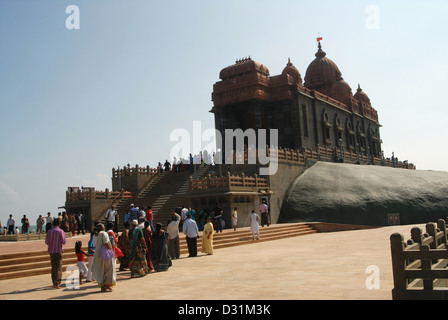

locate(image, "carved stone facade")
[[211, 43, 382, 158]]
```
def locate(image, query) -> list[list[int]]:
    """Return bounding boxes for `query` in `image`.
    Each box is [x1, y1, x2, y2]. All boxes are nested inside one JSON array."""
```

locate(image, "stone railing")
[[112, 165, 159, 178], [391, 219, 448, 300], [227, 146, 415, 170], [66, 188, 134, 202], [0, 232, 72, 242], [190, 172, 269, 193]]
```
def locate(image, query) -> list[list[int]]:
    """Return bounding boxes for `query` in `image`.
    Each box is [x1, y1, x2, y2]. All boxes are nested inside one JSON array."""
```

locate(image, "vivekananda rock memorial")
[[63, 41, 448, 230], [210, 41, 448, 227]]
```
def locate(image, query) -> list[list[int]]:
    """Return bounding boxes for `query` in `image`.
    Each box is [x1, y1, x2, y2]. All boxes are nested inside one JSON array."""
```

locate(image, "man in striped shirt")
[[45, 218, 66, 289]]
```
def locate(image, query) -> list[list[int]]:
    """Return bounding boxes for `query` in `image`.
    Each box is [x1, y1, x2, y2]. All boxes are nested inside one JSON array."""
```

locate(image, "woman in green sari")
[[129, 220, 149, 278], [151, 223, 172, 272]]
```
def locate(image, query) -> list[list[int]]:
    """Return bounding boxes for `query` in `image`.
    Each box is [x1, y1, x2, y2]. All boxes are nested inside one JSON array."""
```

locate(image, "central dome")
[[304, 43, 342, 93]]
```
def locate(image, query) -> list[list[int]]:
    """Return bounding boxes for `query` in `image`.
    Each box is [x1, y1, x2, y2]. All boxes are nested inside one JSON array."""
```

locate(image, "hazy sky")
[[1, 0, 447, 225]]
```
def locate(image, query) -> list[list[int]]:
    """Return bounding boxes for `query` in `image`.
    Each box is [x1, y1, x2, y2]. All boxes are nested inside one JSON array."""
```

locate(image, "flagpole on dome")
[[317, 34, 323, 49]]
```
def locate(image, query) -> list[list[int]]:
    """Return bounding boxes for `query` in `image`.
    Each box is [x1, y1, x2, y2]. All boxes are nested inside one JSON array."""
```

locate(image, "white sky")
[[0, 0, 447, 225]]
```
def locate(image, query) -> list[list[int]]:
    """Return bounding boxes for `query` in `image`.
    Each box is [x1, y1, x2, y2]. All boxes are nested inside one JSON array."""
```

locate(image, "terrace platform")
[[0, 223, 425, 300]]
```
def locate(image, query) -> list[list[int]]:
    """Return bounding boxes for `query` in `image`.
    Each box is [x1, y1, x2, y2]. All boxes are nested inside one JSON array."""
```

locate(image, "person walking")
[[250, 210, 261, 240], [76, 212, 85, 235], [128, 204, 139, 224], [260, 199, 270, 227], [183, 213, 199, 257], [21, 215, 30, 234], [146, 206, 154, 232], [61, 213, 69, 232], [143, 221, 154, 271], [151, 223, 172, 272], [36, 215, 45, 234], [213, 203, 223, 233], [129, 220, 149, 278], [45, 218, 66, 289], [7, 215, 15, 235], [180, 206, 188, 227], [166, 211, 181, 259], [201, 216, 214, 255], [86, 230, 96, 282], [74, 240, 91, 285], [105, 206, 117, 232], [91, 223, 116, 292], [45, 212, 53, 233], [68, 213, 76, 236], [117, 222, 131, 271], [232, 207, 238, 231]]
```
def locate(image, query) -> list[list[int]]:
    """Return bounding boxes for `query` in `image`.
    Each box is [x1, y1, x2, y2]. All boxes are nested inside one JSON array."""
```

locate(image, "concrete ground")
[[0, 223, 423, 301]]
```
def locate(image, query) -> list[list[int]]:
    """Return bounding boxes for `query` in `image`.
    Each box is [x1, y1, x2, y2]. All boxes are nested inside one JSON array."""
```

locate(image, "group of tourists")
[[41, 199, 270, 292], [2, 214, 31, 235], [156, 151, 216, 174], [2, 211, 87, 236]]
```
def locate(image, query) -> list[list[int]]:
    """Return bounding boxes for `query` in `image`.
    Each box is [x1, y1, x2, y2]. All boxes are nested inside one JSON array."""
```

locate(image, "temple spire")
[[315, 38, 326, 58]]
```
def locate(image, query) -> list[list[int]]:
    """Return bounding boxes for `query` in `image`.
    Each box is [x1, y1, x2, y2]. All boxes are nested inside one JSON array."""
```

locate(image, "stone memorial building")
[[211, 42, 382, 159]]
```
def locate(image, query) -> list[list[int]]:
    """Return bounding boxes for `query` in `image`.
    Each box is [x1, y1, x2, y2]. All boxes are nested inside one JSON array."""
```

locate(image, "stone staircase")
[[113, 166, 210, 231], [0, 223, 317, 281]]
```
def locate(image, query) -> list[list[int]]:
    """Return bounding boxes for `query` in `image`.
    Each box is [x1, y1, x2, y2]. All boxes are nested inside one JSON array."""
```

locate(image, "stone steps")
[[0, 223, 316, 281], [114, 166, 210, 232]]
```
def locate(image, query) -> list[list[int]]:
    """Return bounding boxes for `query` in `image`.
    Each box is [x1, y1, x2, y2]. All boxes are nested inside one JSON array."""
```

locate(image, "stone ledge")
[[0, 232, 72, 242]]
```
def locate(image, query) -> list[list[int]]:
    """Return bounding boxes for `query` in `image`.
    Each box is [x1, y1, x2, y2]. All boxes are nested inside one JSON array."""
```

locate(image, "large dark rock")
[[279, 162, 448, 226]]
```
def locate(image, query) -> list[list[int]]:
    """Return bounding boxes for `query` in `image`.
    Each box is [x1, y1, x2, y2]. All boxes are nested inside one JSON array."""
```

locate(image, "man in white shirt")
[[7, 215, 15, 235], [105, 206, 117, 232], [182, 213, 199, 257], [167, 212, 181, 259], [45, 212, 53, 233]]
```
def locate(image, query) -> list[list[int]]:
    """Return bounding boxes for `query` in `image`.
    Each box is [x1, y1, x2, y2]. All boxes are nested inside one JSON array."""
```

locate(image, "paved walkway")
[[0, 223, 423, 300]]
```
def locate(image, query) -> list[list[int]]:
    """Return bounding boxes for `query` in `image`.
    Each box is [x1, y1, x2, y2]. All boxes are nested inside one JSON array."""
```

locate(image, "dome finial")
[[315, 40, 326, 58]]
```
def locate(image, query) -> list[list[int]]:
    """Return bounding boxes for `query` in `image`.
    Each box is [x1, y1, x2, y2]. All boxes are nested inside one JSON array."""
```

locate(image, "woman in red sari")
[[143, 221, 154, 271]]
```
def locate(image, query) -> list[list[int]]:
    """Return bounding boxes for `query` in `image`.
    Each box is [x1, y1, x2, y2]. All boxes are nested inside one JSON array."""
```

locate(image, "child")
[[75, 240, 91, 285], [86, 231, 96, 282]]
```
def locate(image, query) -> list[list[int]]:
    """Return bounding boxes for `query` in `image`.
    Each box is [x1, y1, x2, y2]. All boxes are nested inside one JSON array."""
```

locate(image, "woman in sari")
[[151, 223, 172, 272], [91, 223, 117, 292], [201, 216, 214, 255], [117, 222, 131, 271], [129, 220, 149, 278], [68, 213, 76, 236], [61, 213, 69, 232], [143, 221, 154, 271]]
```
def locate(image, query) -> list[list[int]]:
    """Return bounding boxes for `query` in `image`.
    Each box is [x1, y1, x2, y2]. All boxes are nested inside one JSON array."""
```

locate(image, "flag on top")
[[317, 36, 323, 42]]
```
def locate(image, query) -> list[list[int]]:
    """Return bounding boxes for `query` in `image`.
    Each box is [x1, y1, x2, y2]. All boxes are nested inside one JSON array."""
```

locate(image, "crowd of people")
[[1, 211, 87, 236], [7, 199, 270, 292]]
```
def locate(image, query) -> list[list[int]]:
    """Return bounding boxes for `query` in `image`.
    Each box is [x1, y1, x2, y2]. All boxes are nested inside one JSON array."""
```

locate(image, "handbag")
[[99, 244, 114, 261]]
